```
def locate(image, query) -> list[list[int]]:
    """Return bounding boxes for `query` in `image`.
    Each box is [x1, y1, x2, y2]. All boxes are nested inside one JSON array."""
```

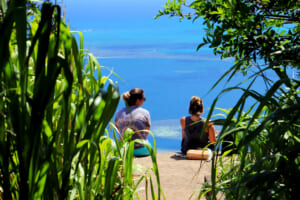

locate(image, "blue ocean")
[[64, 0, 277, 152]]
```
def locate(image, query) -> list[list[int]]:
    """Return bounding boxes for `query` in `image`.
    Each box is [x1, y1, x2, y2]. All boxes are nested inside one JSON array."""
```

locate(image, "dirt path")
[[133, 152, 213, 200]]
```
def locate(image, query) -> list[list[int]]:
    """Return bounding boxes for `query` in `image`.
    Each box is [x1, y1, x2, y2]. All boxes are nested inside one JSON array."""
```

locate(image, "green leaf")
[[104, 158, 120, 200], [76, 140, 89, 149], [42, 120, 52, 137]]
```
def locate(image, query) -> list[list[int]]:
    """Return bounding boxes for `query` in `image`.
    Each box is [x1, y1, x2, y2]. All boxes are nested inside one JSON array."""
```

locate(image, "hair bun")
[[122, 88, 145, 106], [122, 91, 130, 101], [189, 96, 204, 115]]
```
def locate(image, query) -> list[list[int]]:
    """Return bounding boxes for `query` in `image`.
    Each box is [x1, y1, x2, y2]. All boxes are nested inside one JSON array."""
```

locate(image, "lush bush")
[[157, 0, 300, 199], [0, 1, 162, 199]]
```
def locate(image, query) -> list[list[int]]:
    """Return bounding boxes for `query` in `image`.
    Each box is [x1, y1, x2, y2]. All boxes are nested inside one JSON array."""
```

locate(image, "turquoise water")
[[64, 0, 277, 152]]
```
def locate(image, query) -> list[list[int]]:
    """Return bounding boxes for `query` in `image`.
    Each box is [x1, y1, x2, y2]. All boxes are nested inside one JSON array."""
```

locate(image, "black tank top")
[[181, 116, 209, 154]]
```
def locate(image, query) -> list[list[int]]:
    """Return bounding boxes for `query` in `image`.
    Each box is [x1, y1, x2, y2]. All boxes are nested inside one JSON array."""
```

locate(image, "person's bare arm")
[[180, 117, 186, 139], [144, 126, 150, 136], [207, 122, 217, 144]]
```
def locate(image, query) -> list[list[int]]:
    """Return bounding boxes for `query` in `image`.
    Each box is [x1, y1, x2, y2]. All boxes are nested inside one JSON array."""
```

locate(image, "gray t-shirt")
[[115, 106, 151, 148]]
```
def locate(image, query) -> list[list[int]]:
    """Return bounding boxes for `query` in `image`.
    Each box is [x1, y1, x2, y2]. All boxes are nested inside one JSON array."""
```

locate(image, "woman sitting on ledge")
[[115, 88, 151, 157], [180, 96, 217, 155]]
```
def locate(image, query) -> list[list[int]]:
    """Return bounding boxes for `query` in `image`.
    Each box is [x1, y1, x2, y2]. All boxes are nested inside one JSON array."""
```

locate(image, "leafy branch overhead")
[[156, 0, 300, 69]]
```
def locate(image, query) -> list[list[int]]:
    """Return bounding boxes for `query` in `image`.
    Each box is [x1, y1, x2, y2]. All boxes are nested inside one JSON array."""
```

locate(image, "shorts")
[[133, 143, 152, 157]]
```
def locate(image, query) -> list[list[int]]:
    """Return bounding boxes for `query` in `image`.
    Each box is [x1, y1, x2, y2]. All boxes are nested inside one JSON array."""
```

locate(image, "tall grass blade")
[[104, 158, 120, 200]]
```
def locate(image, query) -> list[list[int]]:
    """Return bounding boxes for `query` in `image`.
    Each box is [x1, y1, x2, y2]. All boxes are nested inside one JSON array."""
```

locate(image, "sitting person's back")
[[115, 105, 150, 149], [115, 88, 151, 157], [180, 96, 216, 154]]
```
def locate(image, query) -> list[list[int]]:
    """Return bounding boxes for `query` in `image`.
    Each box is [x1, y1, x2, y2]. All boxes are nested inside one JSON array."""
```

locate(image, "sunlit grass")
[[0, 1, 163, 199]]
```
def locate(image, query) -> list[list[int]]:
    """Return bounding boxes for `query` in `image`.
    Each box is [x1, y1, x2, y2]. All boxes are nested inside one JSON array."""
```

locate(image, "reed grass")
[[199, 69, 300, 199]]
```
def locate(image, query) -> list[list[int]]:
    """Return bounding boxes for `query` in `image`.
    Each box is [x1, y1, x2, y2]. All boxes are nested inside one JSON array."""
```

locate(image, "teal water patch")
[[148, 136, 181, 153], [149, 119, 222, 152], [151, 119, 181, 139], [148, 119, 182, 152], [151, 119, 222, 139]]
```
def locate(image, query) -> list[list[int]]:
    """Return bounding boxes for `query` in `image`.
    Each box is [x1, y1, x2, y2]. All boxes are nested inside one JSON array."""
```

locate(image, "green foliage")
[[0, 1, 163, 199], [157, 0, 300, 199]]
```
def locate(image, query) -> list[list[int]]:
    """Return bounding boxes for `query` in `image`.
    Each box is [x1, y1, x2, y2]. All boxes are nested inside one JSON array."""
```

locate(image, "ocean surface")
[[63, 0, 278, 152]]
